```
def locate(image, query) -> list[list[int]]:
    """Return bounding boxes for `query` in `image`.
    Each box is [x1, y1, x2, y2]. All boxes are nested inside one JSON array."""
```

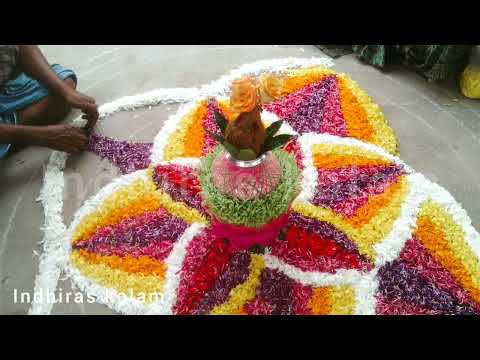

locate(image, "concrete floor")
[[0, 45, 479, 315]]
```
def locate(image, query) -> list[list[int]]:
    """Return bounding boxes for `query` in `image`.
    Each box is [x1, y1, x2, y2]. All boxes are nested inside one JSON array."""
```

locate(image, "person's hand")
[[63, 88, 99, 134], [36, 124, 90, 154]]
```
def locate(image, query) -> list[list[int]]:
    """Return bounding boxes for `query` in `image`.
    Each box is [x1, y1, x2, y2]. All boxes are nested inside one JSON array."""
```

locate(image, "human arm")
[[0, 123, 89, 154], [16, 45, 99, 132]]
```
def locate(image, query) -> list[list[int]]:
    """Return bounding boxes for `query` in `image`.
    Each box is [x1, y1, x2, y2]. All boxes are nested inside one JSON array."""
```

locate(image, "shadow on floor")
[[314, 45, 353, 59]]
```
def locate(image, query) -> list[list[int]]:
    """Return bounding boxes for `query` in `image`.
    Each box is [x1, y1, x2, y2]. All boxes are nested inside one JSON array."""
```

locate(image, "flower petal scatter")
[[87, 133, 153, 174], [73, 208, 188, 260], [262, 67, 397, 155], [152, 164, 205, 214], [61, 59, 480, 315], [163, 100, 209, 160], [270, 223, 373, 273]]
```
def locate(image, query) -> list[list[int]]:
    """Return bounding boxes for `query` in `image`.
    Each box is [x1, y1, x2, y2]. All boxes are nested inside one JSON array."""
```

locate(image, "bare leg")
[[17, 77, 76, 126], [8, 78, 76, 153]]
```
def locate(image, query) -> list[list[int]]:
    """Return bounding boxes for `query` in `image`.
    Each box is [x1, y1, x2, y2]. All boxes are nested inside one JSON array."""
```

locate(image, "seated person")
[[0, 45, 99, 157]]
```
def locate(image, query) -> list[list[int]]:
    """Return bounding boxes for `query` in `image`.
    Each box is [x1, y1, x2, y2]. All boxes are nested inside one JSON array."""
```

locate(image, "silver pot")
[[224, 151, 268, 168]]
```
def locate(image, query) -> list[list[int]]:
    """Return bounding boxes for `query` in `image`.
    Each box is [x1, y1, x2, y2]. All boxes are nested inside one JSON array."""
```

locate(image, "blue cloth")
[[0, 64, 77, 158]]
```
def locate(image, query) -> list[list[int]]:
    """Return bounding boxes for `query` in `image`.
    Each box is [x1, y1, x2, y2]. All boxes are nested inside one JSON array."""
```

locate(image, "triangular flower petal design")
[[61, 61, 479, 315]]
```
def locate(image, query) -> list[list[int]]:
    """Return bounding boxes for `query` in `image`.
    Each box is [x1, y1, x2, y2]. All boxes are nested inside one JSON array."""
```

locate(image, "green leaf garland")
[[199, 147, 301, 227]]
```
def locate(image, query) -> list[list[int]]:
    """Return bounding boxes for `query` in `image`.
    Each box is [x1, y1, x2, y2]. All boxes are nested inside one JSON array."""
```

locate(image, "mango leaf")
[[214, 111, 228, 134], [265, 120, 283, 140], [263, 134, 294, 152], [223, 141, 239, 157], [236, 148, 257, 161], [205, 129, 225, 145]]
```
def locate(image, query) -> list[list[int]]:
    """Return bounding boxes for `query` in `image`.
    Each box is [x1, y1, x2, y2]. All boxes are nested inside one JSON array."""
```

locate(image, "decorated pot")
[[209, 150, 293, 249], [211, 150, 282, 201]]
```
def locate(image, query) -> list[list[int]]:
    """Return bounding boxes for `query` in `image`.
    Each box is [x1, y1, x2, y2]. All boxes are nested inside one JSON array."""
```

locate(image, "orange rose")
[[230, 76, 260, 113], [259, 73, 283, 101]]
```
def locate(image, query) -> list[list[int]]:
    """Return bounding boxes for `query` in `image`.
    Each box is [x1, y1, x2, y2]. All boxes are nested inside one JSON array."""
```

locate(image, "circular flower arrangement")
[[59, 61, 480, 315]]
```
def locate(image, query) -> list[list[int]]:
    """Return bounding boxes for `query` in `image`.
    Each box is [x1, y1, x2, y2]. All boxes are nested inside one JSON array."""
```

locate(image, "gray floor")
[[0, 45, 479, 315]]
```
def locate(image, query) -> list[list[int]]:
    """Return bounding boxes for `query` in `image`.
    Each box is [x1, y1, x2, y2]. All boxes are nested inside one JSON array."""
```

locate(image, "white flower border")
[[30, 57, 480, 315], [28, 151, 68, 315], [30, 56, 335, 315]]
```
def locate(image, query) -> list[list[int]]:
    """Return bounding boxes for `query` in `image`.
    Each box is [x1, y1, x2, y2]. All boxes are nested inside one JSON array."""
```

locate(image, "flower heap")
[[199, 75, 301, 249]]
